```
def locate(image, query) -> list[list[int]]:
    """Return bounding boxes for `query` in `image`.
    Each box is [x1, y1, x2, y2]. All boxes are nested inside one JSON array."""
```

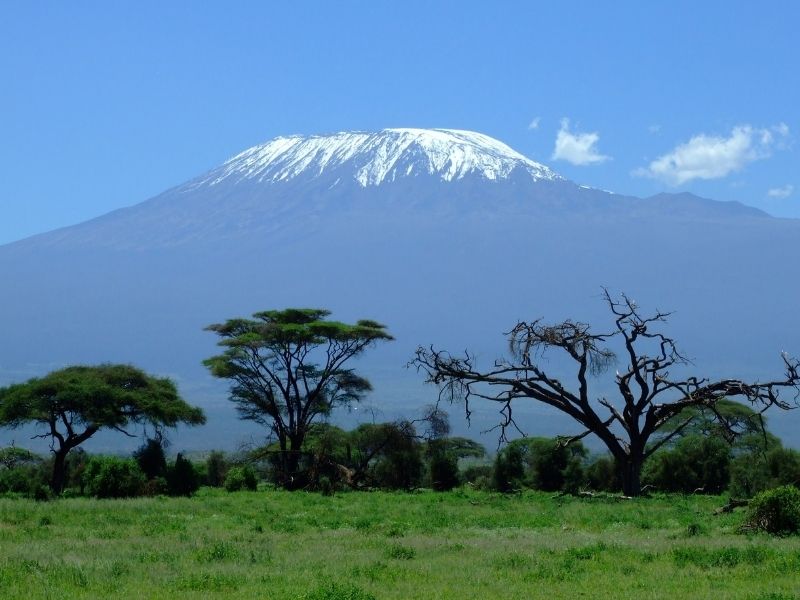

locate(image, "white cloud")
[[767, 184, 794, 199], [528, 117, 541, 131], [551, 118, 610, 166], [648, 124, 661, 134], [635, 124, 790, 186]]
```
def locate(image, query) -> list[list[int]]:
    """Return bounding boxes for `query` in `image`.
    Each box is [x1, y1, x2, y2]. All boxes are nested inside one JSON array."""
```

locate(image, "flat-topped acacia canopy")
[[0, 364, 206, 494]]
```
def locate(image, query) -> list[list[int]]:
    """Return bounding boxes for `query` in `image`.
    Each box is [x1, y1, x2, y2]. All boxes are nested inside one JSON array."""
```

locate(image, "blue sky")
[[1, 1, 798, 244]]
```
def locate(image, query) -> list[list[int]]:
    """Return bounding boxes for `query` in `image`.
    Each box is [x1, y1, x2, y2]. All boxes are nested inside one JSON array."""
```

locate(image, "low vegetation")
[[1, 489, 800, 599]]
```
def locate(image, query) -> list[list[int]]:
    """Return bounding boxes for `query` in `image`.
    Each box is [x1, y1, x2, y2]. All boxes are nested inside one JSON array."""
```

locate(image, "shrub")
[[428, 445, 460, 492], [745, 485, 800, 535], [167, 453, 200, 496], [461, 464, 493, 490], [643, 434, 730, 493], [82, 456, 146, 498], [493, 443, 525, 492], [134, 439, 168, 480], [730, 447, 800, 498], [492, 437, 587, 493], [205, 450, 228, 487], [0, 464, 47, 496], [586, 455, 620, 492], [224, 465, 258, 492]]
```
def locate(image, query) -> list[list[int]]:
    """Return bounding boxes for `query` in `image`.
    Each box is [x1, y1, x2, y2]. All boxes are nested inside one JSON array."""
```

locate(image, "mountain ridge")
[[1, 128, 781, 253], [1, 127, 798, 451]]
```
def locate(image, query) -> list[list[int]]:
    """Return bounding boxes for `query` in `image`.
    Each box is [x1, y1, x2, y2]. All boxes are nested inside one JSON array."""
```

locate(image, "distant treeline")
[[2, 410, 797, 500]]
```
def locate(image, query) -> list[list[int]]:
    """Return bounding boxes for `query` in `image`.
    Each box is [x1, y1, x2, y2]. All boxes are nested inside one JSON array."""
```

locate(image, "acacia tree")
[[203, 308, 392, 489], [412, 291, 800, 496], [0, 364, 206, 494]]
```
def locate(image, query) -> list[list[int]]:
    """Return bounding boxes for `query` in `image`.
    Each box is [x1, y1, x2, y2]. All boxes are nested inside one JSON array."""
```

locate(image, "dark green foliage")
[[0, 447, 46, 497], [746, 486, 800, 535], [343, 421, 422, 490], [586, 455, 620, 492], [134, 438, 168, 480], [205, 451, 229, 487], [731, 446, 800, 498], [428, 442, 460, 492], [493, 438, 586, 492], [167, 453, 200, 496], [461, 464, 493, 489], [0, 446, 40, 469], [64, 448, 90, 493], [0, 462, 48, 497], [423, 424, 484, 492], [141, 476, 169, 496], [82, 456, 146, 498], [224, 465, 258, 492], [370, 422, 423, 490], [0, 364, 205, 494], [643, 434, 731, 493], [204, 308, 392, 489], [493, 443, 525, 492]]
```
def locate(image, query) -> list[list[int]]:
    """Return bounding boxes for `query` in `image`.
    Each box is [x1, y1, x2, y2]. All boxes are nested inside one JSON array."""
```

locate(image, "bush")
[[224, 465, 258, 492], [745, 485, 800, 535], [167, 453, 200, 496], [586, 455, 620, 492], [493, 443, 525, 492], [134, 439, 168, 480], [643, 434, 730, 494], [492, 437, 586, 493], [428, 441, 460, 492], [730, 446, 800, 498], [205, 451, 229, 487], [461, 464, 493, 489], [82, 456, 146, 498]]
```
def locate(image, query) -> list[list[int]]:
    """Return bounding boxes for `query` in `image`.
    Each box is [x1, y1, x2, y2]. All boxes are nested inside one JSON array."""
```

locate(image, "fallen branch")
[[714, 498, 749, 515]]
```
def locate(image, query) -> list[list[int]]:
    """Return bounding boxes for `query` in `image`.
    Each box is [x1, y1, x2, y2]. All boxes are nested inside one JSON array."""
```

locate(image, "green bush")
[[205, 450, 229, 487], [224, 465, 258, 492], [745, 485, 800, 535], [167, 453, 200, 496], [134, 438, 168, 480], [730, 447, 800, 498], [428, 443, 460, 492], [492, 437, 586, 492], [586, 455, 620, 492], [82, 456, 146, 498], [461, 464, 493, 490], [643, 434, 731, 494]]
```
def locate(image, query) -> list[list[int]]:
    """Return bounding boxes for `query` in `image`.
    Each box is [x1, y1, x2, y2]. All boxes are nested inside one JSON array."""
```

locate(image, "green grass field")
[[1, 488, 798, 599]]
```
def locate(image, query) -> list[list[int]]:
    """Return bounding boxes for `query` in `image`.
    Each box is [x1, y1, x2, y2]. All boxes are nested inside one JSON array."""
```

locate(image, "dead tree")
[[411, 290, 800, 496]]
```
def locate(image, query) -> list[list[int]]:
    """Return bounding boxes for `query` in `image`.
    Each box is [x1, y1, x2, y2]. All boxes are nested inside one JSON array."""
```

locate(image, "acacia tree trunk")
[[619, 455, 643, 497], [51, 448, 69, 495]]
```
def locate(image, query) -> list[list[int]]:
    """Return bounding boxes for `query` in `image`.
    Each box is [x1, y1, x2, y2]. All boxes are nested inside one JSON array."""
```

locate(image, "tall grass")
[[0, 489, 799, 599]]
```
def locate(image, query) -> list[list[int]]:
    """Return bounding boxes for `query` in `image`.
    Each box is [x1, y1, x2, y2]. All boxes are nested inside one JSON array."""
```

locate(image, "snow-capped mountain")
[[12, 128, 763, 251], [1, 128, 797, 451], [193, 128, 561, 188]]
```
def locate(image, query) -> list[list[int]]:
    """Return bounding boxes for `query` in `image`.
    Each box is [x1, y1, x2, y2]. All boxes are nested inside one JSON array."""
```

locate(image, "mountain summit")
[[1, 126, 797, 450], [192, 128, 561, 189]]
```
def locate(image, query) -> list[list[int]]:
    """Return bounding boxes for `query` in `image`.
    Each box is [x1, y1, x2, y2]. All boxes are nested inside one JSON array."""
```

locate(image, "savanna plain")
[[1, 489, 798, 600]]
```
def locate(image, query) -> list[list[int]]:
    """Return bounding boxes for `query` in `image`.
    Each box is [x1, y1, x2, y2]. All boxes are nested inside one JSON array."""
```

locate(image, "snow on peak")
[[197, 128, 561, 188]]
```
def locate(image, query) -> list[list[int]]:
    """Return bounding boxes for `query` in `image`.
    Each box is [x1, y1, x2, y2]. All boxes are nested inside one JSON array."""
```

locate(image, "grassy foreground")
[[1, 488, 799, 599]]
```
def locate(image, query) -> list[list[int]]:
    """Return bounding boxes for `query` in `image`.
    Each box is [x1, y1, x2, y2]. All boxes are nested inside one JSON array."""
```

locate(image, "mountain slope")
[[0, 128, 796, 451]]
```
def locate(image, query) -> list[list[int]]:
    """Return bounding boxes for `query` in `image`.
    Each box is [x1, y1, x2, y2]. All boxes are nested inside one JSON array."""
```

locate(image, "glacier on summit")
[[195, 128, 561, 188]]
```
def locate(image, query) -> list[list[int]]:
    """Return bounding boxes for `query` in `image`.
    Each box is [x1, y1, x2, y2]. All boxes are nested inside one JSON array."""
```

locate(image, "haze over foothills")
[[2, 2, 800, 452]]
